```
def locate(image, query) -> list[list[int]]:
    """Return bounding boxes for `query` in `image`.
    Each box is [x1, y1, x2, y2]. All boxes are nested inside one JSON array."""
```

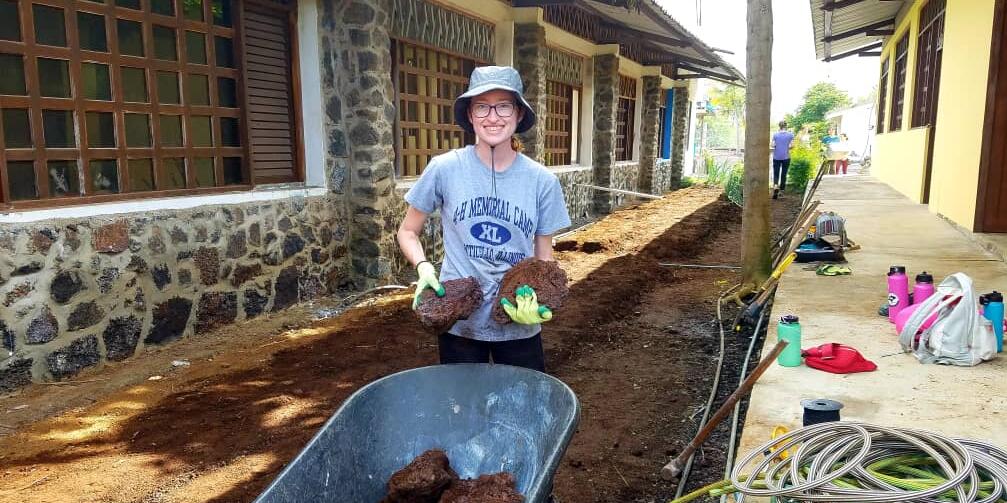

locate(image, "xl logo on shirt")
[[470, 221, 512, 245]]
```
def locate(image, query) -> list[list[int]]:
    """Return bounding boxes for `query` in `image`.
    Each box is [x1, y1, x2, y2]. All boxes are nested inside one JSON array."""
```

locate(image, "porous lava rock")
[[438, 472, 524, 503], [492, 259, 569, 324], [381, 449, 458, 503], [415, 277, 482, 333]]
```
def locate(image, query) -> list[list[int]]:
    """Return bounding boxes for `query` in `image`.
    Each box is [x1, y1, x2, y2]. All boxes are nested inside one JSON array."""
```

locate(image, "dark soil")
[[381, 450, 522, 503], [439, 473, 523, 503], [415, 277, 483, 333], [382, 449, 457, 503], [0, 186, 801, 503], [491, 259, 569, 324]]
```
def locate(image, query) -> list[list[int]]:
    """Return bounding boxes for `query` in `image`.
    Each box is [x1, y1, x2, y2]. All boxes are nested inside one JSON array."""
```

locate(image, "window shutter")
[[242, 1, 301, 184]]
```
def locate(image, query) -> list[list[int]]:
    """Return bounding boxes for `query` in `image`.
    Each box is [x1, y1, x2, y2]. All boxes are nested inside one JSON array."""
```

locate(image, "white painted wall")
[[298, 0, 327, 187], [826, 103, 876, 161]]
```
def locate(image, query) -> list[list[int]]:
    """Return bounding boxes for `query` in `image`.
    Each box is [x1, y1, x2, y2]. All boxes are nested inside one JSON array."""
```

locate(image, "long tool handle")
[[661, 340, 790, 480]]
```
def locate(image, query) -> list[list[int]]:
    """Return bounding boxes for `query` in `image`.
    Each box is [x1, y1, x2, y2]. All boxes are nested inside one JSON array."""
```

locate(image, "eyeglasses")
[[472, 102, 516, 119]]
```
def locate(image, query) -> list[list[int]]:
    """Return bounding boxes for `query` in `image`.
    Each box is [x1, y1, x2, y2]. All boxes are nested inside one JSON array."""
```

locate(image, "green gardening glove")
[[500, 285, 553, 324], [412, 261, 445, 310]]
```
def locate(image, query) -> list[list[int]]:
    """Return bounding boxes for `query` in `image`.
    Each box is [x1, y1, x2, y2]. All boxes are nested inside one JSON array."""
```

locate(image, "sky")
[[656, 0, 880, 120]]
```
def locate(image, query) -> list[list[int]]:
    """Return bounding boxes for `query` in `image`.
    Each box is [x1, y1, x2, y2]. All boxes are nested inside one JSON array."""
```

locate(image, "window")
[[392, 39, 478, 177], [545, 80, 576, 166], [888, 33, 910, 132], [0, 0, 302, 208], [615, 75, 637, 162], [912, 0, 946, 128], [877, 59, 889, 134]]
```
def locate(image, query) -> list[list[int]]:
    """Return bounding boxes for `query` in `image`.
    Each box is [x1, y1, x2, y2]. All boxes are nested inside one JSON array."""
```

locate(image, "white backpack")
[[898, 273, 997, 366]]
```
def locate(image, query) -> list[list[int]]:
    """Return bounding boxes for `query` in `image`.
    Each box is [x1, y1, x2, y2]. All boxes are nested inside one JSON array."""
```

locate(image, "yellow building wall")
[[927, 0, 996, 231], [871, 1, 924, 201], [874, 128, 930, 202]]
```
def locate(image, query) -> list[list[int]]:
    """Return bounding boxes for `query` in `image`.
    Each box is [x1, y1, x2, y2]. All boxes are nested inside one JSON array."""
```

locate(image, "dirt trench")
[[0, 186, 800, 503]]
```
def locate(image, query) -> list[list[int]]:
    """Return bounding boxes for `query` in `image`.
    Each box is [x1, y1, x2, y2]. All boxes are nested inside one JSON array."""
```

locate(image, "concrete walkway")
[[737, 174, 1007, 463]]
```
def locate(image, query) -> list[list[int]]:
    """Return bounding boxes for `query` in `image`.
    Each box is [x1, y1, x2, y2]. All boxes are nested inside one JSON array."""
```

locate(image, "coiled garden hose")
[[669, 422, 1007, 503]]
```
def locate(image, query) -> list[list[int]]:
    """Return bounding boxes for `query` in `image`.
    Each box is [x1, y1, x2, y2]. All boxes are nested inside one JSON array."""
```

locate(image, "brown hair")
[[510, 136, 524, 152]]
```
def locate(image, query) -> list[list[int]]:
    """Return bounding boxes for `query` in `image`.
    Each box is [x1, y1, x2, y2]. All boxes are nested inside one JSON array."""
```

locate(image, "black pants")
[[773, 158, 791, 191], [438, 333, 546, 372]]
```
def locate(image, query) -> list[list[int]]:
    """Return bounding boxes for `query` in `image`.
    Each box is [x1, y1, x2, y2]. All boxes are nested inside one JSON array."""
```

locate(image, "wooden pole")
[[661, 339, 789, 480]]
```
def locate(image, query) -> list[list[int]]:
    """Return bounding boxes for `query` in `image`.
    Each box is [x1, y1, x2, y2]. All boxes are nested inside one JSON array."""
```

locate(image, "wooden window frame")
[[391, 37, 482, 178], [544, 79, 576, 167], [877, 58, 889, 134], [911, 0, 946, 128], [888, 32, 910, 133], [0, 0, 300, 210], [615, 74, 636, 162]]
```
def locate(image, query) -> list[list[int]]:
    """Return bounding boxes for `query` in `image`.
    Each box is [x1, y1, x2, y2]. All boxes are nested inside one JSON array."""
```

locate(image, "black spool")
[[801, 398, 843, 426]]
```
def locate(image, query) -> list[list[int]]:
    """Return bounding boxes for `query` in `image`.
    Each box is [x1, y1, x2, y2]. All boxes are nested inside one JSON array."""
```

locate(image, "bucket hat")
[[454, 66, 536, 134]]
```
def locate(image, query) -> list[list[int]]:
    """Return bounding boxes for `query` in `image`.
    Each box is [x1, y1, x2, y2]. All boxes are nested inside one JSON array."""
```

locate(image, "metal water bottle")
[[777, 315, 803, 367], [913, 272, 935, 305], [981, 291, 1004, 353], [887, 266, 910, 323]]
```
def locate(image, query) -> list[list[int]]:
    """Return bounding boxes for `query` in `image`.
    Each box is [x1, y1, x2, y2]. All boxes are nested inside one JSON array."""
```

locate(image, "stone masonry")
[[0, 197, 350, 391], [514, 23, 548, 163], [638, 75, 663, 195], [592, 53, 619, 215], [670, 87, 690, 189], [319, 0, 397, 289]]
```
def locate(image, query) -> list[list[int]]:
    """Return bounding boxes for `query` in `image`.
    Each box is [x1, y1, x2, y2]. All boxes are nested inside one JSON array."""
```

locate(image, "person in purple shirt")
[[771, 120, 796, 199]]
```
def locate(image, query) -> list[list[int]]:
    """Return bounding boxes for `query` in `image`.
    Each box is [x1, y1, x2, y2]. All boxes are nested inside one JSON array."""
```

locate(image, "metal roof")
[[809, 0, 907, 61], [590, 0, 744, 83], [517, 0, 744, 84]]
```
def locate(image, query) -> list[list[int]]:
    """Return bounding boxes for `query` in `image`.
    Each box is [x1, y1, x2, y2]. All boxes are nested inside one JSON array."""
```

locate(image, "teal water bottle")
[[777, 315, 803, 367]]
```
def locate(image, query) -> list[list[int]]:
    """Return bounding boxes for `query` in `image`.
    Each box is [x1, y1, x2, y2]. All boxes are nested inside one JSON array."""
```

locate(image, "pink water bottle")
[[913, 272, 934, 305], [887, 266, 910, 323]]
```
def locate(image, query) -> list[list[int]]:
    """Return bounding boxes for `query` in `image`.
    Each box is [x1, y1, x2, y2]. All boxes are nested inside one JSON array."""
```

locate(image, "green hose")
[[671, 423, 1007, 503]]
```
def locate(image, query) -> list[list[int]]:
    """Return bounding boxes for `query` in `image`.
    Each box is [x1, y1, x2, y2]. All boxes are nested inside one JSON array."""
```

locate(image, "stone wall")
[[514, 23, 548, 163], [319, 0, 397, 289], [670, 87, 690, 190], [0, 196, 349, 391], [611, 162, 641, 208], [654, 158, 673, 195], [553, 167, 594, 221], [592, 54, 619, 215], [638, 76, 662, 195]]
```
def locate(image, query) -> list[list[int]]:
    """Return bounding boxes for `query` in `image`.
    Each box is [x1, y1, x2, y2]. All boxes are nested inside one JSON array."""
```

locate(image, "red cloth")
[[800, 343, 877, 374]]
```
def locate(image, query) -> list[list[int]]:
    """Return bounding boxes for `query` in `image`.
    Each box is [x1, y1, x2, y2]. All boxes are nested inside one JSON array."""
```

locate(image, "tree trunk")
[[741, 0, 773, 287]]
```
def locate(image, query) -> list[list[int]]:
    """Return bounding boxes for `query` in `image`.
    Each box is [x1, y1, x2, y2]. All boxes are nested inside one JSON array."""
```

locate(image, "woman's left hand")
[[500, 285, 553, 324]]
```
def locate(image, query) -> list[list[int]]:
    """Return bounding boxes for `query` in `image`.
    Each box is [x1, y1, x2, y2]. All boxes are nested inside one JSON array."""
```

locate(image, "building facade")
[[808, 0, 1007, 232], [0, 0, 740, 390]]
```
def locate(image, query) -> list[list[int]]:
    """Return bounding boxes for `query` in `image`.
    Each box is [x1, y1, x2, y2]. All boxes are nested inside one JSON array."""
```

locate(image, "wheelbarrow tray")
[[253, 364, 580, 503]]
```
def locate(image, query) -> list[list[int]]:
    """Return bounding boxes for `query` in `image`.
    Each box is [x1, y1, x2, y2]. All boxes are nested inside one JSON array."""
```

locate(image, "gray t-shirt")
[[405, 145, 572, 341]]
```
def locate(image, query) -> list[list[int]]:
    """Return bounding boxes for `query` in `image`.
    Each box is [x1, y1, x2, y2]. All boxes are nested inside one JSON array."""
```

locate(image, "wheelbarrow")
[[253, 364, 580, 503]]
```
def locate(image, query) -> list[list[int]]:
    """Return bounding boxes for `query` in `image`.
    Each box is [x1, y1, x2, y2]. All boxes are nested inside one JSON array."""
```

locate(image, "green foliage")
[[785, 82, 851, 133], [724, 163, 745, 207], [786, 145, 821, 194], [709, 85, 746, 125], [698, 151, 744, 206], [680, 176, 698, 188]]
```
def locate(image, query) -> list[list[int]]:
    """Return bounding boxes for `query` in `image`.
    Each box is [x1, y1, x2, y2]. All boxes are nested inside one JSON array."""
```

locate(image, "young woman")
[[396, 66, 571, 372]]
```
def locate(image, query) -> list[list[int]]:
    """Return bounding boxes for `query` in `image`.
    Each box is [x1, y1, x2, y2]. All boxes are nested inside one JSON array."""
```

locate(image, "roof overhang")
[[808, 0, 907, 61], [513, 0, 745, 85]]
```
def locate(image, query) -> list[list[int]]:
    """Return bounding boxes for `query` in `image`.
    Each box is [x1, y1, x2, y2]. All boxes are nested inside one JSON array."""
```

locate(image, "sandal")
[[816, 264, 851, 276]]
